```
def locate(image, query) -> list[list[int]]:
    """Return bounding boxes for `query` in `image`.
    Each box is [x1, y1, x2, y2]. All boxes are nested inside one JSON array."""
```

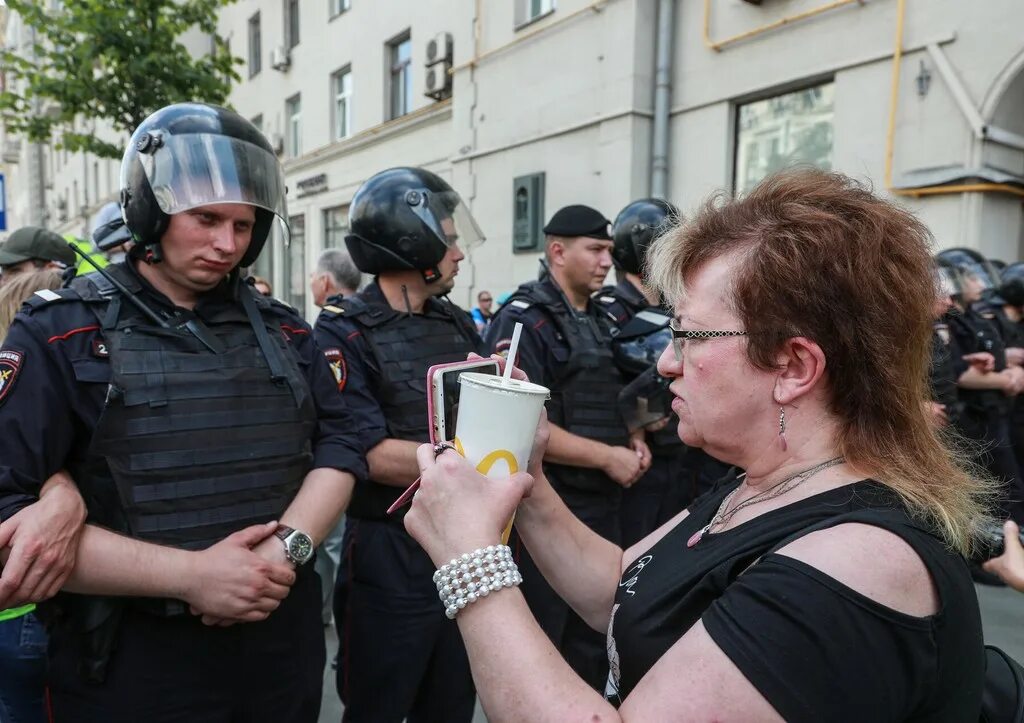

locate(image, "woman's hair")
[[0, 269, 64, 341], [647, 167, 993, 555]]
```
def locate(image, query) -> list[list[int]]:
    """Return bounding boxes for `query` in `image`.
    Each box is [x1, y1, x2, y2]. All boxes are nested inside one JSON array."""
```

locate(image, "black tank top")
[[605, 472, 984, 721]]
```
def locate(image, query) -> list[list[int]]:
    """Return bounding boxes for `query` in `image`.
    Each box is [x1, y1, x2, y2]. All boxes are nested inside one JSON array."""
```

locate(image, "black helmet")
[[611, 198, 678, 275], [991, 259, 1008, 275], [998, 263, 1024, 307], [933, 258, 963, 299], [345, 167, 484, 281], [90, 201, 133, 251], [120, 102, 287, 267], [934, 247, 1001, 294]]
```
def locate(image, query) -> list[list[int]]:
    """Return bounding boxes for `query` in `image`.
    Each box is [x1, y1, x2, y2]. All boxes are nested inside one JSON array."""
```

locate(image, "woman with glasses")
[[403, 168, 990, 721]]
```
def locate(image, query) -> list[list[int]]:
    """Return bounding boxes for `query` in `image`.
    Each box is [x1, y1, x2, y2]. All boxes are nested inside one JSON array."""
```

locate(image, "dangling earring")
[[778, 407, 788, 451]]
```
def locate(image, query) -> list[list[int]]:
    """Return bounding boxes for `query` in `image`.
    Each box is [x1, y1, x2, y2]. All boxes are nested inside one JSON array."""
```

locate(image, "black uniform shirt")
[[0, 263, 367, 522], [594, 279, 648, 326]]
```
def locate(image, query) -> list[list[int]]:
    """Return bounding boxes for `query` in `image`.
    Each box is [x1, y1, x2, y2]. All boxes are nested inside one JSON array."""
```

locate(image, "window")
[[284, 214, 306, 312], [388, 33, 412, 120], [286, 94, 302, 157], [330, 0, 351, 17], [285, 0, 300, 49], [332, 67, 352, 140], [734, 82, 835, 195], [323, 205, 349, 248], [248, 12, 262, 77], [93, 162, 99, 203], [515, 0, 556, 28]]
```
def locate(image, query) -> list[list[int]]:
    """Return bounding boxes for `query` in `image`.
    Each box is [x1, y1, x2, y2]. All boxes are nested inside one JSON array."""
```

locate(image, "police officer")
[[927, 264, 963, 430], [938, 248, 1024, 521], [485, 203, 648, 691], [314, 167, 484, 722], [0, 226, 77, 286], [594, 198, 695, 546], [0, 102, 366, 721], [990, 262, 1024, 484]]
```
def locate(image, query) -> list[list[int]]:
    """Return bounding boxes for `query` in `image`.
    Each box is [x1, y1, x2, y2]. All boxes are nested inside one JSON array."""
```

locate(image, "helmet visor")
[[133, 133, 288, 227], [961, 261, 1000, 291], [408, 189, 485, 250]]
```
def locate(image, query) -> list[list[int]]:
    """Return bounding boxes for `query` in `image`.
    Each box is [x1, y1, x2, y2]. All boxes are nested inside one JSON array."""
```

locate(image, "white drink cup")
[[453, 372, 550, 542]]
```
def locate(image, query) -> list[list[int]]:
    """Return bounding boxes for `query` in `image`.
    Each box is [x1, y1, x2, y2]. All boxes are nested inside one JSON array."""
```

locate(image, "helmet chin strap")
[[420, 266, 442, 284], [130, 242, 164, 265]]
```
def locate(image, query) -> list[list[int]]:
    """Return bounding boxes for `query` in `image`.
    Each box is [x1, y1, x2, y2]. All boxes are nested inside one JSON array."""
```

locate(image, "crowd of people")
[[0, 101, 1022, 722]]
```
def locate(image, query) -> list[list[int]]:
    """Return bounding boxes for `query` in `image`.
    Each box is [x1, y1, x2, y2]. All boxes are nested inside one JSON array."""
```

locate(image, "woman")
[[405, 169, 990, 721], [0, 267, 63, 723]]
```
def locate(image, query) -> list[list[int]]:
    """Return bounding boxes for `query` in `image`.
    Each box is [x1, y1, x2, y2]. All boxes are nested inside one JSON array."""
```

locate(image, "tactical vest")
[[929, 325, 962, 426], [596, 285, 682, 455], [506, 280, 630, 492], [71, 269, 317, 552], [947, 308, 1009, 416], [335, 292, 480, 520]]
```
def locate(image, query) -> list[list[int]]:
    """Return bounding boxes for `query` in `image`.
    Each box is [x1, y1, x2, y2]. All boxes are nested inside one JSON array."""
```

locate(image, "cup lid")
[[459, 372, 550, 398]]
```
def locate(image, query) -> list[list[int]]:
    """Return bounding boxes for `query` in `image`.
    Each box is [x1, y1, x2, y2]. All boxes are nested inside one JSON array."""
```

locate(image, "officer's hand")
[[0, 470, 86, 608], [629, 432, 652, 475], [983, 520, 1024, 593], [1007, 348, 1024, 367], [1000, 366, 1024, 396], [184, 521, 296, 625], [603, 446, 644, 488], [963, 352, 996, 373]]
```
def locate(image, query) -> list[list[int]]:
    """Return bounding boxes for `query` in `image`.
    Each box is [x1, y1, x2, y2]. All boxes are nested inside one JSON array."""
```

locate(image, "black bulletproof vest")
[[929, 325, 962, 426], [510, 280, 630, 492], [947, 307, 1009, 416], [77, 273, 316, 551], [341, 292, 480, 520], [987, 306, 1024, 424]]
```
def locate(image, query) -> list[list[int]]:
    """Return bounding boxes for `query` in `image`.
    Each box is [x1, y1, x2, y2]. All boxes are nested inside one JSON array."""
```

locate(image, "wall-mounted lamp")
[[916, 60, 932, 97]]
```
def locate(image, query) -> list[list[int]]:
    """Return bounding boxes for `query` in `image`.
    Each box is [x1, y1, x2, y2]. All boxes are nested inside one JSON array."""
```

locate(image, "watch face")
[[288, 532, 314, 563]]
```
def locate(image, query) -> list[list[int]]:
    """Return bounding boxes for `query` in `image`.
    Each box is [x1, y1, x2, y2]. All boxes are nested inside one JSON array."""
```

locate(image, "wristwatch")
[[274, 525, 314, 566]]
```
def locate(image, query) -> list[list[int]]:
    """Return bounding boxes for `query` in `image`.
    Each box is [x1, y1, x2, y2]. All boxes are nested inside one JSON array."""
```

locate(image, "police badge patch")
[[0, 350, 24, 407], [323, 348, 347, 392]]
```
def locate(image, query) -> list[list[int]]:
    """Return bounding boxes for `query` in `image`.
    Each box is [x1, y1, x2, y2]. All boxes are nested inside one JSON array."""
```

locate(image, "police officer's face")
[[429, 239, 464, 296], [558, 237, 614, 294], [656, 255, 761, 456], [158, 204, 255, 293], [962, 273, 984, 305]]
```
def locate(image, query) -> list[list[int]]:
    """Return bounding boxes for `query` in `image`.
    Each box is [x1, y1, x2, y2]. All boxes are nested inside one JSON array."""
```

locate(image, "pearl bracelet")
[[433, 544, 522, 620]]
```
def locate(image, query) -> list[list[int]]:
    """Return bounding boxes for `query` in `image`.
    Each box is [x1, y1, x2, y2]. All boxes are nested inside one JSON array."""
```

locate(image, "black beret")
[[542, 204, 612, 240]]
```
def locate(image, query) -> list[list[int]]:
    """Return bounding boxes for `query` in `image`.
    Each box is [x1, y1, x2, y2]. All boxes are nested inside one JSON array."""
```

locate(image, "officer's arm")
[[313, 316, 419, 486]]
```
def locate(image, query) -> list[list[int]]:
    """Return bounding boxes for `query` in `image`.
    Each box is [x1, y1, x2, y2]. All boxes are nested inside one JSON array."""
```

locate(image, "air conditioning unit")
[[270, 46, 291, 72], [426, 32, 453, 66], [424, 65, 452, 100], [270, 133, 285, 156], [2, 139, 22, 163]]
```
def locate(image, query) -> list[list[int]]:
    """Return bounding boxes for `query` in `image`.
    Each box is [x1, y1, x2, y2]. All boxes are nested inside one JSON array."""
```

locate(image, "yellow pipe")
[[883, 1, 1023, 199], [703, 0, 864, 52]]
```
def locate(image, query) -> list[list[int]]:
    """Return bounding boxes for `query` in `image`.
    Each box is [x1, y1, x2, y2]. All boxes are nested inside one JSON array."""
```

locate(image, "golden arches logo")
[[453, 437, 518, 543]]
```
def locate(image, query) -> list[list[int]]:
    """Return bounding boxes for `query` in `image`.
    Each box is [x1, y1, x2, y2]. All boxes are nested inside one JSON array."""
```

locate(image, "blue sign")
[[0, 172, 6, 231]]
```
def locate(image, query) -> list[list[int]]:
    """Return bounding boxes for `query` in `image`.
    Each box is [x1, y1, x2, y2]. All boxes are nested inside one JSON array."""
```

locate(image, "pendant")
[[687, 524, 710, 548]]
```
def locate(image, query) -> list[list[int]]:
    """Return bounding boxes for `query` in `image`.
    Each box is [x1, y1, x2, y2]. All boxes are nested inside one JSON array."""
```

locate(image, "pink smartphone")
[[426, 358, 500, 444]]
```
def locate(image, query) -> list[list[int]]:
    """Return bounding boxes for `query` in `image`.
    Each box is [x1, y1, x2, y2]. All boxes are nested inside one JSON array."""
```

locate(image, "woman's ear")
[[773, 336, 827, 405]]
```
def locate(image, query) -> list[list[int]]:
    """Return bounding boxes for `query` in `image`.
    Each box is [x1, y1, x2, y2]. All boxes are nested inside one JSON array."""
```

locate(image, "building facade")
[[3, 0, 1023, 319]]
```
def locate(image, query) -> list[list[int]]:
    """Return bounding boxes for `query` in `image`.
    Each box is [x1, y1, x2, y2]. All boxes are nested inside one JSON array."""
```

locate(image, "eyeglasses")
[[479, 297, 492, 303], [669, 320, 747, 361]]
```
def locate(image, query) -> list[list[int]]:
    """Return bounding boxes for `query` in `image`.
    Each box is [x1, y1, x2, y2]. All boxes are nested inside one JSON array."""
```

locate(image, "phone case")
[[425, 359, 499, 444]]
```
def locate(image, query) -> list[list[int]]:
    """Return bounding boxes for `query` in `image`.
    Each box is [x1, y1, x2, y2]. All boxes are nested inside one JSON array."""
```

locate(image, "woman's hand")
[[405, 444, 534, 567]]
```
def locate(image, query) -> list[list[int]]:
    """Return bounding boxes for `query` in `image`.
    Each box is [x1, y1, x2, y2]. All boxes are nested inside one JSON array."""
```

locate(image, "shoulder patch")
[[33, 289, 61, 302], [323, 305, 344, 314], [323, 347, 348, 392], [0, 350, 24, 407], [509, 299, 532, 310]]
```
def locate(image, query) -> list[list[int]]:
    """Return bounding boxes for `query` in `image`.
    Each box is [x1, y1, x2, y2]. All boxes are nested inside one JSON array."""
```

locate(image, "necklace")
[[686, 456, 846, 548]]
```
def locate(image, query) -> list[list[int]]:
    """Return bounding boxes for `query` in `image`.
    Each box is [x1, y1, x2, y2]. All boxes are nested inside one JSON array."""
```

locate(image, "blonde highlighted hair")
[[0, 269, 64, 341]]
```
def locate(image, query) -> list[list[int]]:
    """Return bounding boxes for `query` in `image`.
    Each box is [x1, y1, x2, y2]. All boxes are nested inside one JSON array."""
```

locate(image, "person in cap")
[[0, 102, 366, 721], [484, 203, 649, 690], [313, 166, 484, 722], [595, 199, 711, 547], [0, 226, 76, 287]]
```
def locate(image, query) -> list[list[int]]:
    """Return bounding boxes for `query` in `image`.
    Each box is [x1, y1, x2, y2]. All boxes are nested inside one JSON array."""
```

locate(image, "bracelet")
[[433, 544, 522, 620]]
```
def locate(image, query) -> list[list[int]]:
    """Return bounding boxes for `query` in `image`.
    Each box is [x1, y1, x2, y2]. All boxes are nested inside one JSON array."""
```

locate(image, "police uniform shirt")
[[596, 279, 649, 327], [0, 262, 367, 522]]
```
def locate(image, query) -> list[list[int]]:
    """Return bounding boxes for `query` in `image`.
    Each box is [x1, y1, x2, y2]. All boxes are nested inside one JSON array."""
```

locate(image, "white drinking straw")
[[502, 322, 524, 385]]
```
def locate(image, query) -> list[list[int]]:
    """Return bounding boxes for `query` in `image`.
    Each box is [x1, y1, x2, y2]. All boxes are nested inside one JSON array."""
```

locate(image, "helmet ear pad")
[[240, 208, 274, 267], [121, 157, 170, 250]]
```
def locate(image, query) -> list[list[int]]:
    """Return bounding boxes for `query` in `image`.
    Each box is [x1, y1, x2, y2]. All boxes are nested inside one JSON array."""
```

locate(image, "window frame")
[[387, 31, 413, 121], [515, 0, 556, 30], [285, 0, 300, 50], [323, 205, 350, 249], [285, 94, 302, 158], [331, 66, 353, 141], [329, 0, 351, 19], [248, 12, 262, 78]]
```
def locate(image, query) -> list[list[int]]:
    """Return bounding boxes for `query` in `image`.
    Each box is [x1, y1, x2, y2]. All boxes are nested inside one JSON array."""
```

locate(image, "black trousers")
[[334, 519, 475, 723], [514, 479, 621, 693], [48, 567, 325, 723], [621, 448, 698, 548], [960, 409, 1024, 523]]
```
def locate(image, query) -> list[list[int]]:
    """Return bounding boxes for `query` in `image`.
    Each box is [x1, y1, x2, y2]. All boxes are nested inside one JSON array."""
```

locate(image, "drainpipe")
[[650, 0, 675, 199]]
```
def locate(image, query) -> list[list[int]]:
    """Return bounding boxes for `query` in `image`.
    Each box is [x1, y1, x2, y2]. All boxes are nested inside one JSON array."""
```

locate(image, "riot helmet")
[[611, 198, 678, 275], [345, 167, 484, 282], [120, 102, 287, 267], [90, 201, 134, 252], [934, 248, 1000, 304], [998, 263, 1024, 308]]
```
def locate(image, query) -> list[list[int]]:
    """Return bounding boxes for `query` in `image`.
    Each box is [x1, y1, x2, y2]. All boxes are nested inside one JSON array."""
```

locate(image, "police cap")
[[0, 226, 76, 267], [543, 204, 612, 240]]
